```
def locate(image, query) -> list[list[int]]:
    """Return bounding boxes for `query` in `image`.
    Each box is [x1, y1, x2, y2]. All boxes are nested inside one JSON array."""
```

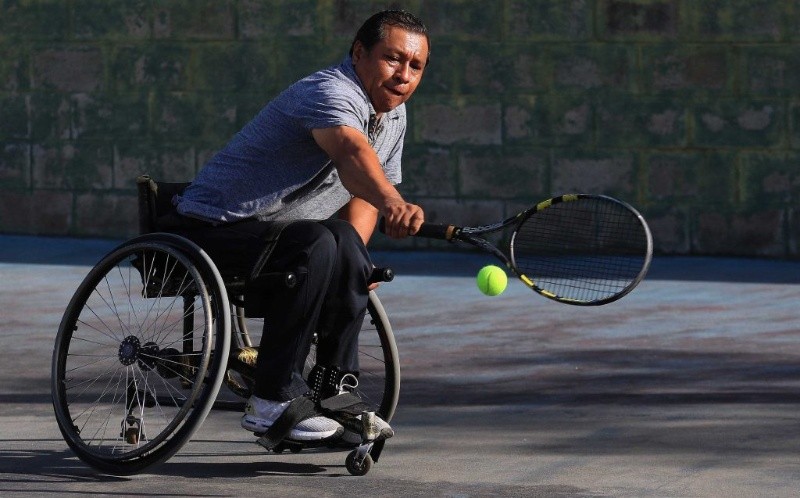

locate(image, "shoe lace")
[[337, 373, 359, 395]]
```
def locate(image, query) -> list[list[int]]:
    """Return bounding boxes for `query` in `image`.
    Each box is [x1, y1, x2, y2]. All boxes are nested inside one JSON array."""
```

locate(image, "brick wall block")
[[507, 0, 591, 41], [75, 192, 138, 238], [72, 93, 148, 140], [550, 43, 637, 92], [0, 94, 29, 140], [0, 44, 29, 92], [789, 101, 800, 149], [397, 146, 456, 197], [686, 0, 786, 41], [599, 0, 680, 40], [0, 190, 73, 235], [150, 92, 203, 139], [458, 148, 547, 199], [190, 42, 284, 92], [0, 191, 31, 233], [423, 197, 505, 226], [504, 95, 593, 147], [73, 0, 151, 40], [416, 102, 502, 145], [597, 97, 688, 147], [111, 45, 192, 93], [646, 207, 690, 254], [32, 47, 105, 93], [693, 101, 785, 148], [642, 45, 732, 94], [0, 0, 69, 41], [239, 0, 319, 39], [33, 142, 113, 190], [154, 1, 235, 40], [29, 94, 70, 141], [32, 190, 74, 234], [693, 209, 786, 256], [551, 152, 636, 197], [743, 47, 800, 97], [739, 151, 800, 207], [275, 39, 342, 88], [461, 44, 517, 95], [420, 1, 503, 42], [0, 143, 31, 189], [644, 152, 735, 207]]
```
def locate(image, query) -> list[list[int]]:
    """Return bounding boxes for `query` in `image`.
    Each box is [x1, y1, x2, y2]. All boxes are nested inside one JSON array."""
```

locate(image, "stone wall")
[[1, 0, 798, 257]]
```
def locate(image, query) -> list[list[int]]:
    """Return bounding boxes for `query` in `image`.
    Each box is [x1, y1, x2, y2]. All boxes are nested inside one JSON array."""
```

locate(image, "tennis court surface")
[[1, 235, 799, 497]]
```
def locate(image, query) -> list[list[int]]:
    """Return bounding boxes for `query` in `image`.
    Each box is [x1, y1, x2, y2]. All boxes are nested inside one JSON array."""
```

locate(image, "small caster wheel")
[[346, 449, 373, 476], [289, 444, 302, 454], [124, 427, 139, 444]]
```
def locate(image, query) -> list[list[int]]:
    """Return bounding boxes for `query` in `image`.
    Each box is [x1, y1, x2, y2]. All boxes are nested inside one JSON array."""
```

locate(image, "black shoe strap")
[[256, 396, 318, 450]]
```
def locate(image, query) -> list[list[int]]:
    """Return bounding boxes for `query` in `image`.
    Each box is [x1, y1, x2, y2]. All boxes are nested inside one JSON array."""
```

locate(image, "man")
[[172, 10, 429, 445]]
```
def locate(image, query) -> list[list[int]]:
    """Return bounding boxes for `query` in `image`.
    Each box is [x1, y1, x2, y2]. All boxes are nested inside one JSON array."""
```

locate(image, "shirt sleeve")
[[289, 78, 368, 134]]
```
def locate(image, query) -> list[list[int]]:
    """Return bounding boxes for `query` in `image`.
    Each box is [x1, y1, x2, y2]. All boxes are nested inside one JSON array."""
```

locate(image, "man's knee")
[[321, 219, 362, 245], [320, 220, 371, 268]]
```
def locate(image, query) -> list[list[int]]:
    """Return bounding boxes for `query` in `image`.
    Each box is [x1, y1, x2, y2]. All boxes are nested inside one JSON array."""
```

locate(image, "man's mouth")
[[385, 87, 404, 97]]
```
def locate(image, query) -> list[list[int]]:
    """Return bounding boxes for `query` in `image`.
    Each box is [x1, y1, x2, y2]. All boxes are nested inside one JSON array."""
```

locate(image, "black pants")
[[177, 218, 372, 401]]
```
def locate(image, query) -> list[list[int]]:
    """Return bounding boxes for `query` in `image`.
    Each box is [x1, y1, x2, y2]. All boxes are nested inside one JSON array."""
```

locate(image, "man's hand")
[[381, 198, 424, 239]]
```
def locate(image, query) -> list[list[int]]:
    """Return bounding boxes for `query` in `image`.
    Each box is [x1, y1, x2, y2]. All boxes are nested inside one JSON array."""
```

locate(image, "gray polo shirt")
[[175, 56, 405, 224]]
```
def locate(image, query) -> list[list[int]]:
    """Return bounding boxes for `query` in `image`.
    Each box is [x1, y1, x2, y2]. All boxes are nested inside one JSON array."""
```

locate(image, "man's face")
[[352, 26, 429, 116]]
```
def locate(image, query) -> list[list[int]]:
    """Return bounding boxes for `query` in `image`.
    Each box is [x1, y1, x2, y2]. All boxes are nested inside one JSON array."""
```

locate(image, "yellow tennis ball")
[[476, 265, 507, 296]]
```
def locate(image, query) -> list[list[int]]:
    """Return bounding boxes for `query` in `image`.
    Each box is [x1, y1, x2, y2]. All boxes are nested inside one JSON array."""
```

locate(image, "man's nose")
[[395, 63, 412, 83]]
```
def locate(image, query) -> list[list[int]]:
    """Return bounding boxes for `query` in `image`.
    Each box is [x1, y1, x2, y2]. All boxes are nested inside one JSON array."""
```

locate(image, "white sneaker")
[[241, 396, 343, 441]]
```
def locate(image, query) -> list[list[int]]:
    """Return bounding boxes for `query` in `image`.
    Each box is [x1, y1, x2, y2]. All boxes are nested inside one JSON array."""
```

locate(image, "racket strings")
[[512, 198, 649, 303]]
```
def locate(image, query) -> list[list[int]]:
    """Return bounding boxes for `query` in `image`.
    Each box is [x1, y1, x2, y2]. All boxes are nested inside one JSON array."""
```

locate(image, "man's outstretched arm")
[[312, 125, 423, 239]]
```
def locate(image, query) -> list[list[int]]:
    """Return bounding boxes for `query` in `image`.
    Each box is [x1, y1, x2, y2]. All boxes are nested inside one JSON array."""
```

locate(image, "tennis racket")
[[383, 194, 653, 306]]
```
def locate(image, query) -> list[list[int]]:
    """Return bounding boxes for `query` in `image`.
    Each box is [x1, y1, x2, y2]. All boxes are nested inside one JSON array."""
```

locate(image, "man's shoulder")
[[291, 59, 363, 100]]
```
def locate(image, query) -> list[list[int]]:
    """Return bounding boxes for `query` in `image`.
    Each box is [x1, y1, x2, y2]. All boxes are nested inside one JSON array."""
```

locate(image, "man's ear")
[[351, 40, 365, 64]]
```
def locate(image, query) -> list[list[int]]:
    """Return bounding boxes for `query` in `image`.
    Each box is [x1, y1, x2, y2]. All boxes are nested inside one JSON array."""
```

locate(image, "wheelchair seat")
[[135, 174, 257, 293]]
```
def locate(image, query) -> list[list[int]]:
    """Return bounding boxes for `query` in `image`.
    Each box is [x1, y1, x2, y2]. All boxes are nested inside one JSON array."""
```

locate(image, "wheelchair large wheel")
[[227, 291, 400, 422], [51, 234, 230, 475]]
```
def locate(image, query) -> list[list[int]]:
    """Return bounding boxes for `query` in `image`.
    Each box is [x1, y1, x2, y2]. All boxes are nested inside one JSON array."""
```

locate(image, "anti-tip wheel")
[[345, 450, 373, 476]]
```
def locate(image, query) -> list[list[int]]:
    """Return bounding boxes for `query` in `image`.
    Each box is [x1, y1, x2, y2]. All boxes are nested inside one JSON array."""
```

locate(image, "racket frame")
[[429, 194, 653, 305]]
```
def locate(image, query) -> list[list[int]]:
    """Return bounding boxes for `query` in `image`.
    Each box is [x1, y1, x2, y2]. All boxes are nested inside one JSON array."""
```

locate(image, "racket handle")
[[378, 218, 456, 241], [414, 222, 457, 241]]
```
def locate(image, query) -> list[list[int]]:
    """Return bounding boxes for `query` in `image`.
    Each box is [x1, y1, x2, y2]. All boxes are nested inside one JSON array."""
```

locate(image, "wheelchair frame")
[[50, 175, 400, 476]]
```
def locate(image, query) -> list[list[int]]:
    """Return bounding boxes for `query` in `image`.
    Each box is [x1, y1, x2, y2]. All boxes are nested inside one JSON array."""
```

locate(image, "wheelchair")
[[51, 175, 400, 476]]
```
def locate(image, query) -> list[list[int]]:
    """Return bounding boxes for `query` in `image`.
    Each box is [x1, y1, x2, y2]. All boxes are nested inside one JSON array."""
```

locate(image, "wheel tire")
[[51, 235, 230, 475], [345, 450, 373, 476]]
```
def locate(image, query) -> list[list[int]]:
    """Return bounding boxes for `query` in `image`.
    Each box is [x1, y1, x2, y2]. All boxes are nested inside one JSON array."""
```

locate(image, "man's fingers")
[[382, 202, 424, 239], [408, 210, 424, 235]]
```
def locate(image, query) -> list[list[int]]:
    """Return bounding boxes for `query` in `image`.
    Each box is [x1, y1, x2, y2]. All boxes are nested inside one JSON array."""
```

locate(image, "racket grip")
[[414, 222, 456, 240], [378, 218, 456, 240]]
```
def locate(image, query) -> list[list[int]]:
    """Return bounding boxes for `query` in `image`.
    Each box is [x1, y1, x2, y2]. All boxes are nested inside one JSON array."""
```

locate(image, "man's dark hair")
[[349, 10, 430, 63]]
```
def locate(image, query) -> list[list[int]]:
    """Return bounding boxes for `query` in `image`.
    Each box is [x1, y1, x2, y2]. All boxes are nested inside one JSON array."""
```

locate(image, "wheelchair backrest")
[[136, 175, 191, 234]]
